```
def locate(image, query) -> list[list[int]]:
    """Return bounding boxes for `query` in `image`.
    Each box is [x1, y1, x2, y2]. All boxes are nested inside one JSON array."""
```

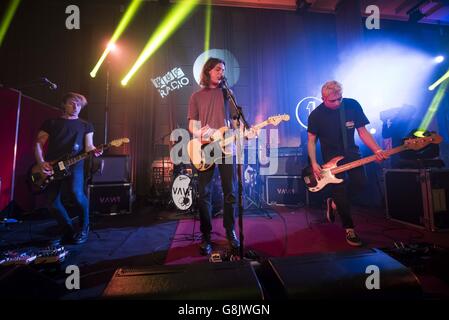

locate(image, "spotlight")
[[434, 55, 444, 63], [107, 42, 117, 52], [369, 128, 377, 135]]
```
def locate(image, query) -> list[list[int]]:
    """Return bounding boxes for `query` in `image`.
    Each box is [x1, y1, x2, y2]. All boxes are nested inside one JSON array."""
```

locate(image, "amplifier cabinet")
[[265, 176, 306, 206], [88, 183, 132, 215], [384, 169, 449, 231]]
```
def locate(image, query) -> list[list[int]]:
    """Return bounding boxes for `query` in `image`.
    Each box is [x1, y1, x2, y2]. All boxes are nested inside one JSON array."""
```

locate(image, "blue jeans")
[[46, 163, 89, 234]]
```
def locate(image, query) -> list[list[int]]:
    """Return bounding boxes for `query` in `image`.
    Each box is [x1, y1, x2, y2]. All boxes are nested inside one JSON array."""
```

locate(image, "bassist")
[[307, 81, 387, 246], [34, 92, 101, 244]]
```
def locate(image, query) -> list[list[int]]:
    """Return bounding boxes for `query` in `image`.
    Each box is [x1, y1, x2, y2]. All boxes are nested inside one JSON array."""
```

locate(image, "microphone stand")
[[221, 78, 249, 259], [104, 60, 111, 145]]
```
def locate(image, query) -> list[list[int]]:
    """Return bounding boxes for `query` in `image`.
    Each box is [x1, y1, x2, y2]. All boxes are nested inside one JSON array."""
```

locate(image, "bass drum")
[[171, 174, 195, 211]]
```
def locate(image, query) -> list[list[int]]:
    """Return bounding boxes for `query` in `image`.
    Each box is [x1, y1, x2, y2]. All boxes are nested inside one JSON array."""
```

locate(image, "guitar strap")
[[339, 99, 349, 154], [222, 88, 232, 128]]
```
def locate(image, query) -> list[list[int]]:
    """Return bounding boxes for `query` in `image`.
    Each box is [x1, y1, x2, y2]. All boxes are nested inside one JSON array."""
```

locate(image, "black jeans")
[[331, 161, 367, 229], [198, 163, 236, 236], [46, 164, 89, 234]]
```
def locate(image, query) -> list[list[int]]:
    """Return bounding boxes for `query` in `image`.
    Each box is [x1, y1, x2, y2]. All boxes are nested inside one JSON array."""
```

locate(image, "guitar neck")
[[221, 120, 271, 145], [63, 143, 108, 167], [331, 145, 406, 175], [252, 120, 270, 131]]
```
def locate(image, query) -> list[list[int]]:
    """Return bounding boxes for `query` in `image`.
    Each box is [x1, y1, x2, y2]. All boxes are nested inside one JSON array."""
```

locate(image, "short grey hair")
[[321, 81, 342, 98]]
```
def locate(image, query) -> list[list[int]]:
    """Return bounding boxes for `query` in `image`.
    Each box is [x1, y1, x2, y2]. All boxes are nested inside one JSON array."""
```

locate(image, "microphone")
[[40, 77, 58, 90]]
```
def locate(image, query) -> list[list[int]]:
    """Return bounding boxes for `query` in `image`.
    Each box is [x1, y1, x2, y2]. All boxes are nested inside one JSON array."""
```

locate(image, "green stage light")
[[204, 0, 212, 53], [90, 0, 143, 78], [121, 0, 199, 86], [418, 79, 448, 133], [0, 0, 21, 47], [428, 68, 449, 91]]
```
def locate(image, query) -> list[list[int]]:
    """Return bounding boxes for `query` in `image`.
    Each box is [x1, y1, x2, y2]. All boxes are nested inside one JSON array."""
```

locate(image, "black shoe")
[[60, 228, 75, 245], [346, 229, 362, 247], [226, 230, 240, 250], [199, 234, 212, 256], [326, 198, 336, 223], [73, 226, 89, 245]]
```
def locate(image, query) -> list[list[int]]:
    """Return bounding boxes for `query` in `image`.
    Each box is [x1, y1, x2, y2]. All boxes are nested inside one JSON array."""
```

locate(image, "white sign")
[[295, 96, 321, 129], [151, 67, 190, 98]]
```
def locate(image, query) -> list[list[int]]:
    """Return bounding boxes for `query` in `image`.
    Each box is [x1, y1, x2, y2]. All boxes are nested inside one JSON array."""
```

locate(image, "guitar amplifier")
[[88, 183, 132, 215], [265, 176, 306, 206], [91, 155, 130, 183], [385, 169, 449, 231]]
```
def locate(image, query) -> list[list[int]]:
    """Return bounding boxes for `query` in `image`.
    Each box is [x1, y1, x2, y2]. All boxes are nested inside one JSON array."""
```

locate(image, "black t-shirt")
[[307, 98, 369, 163], [40, 118, 94, 161]]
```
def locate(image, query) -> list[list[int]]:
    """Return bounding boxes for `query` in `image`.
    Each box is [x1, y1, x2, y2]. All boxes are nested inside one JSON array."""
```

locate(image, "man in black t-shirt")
[[307, 81, 387, 246], [35, 92, 101, 244]]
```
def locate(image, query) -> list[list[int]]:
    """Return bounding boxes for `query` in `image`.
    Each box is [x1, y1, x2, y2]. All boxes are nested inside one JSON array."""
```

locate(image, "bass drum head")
[[171, 175, 193, 210]]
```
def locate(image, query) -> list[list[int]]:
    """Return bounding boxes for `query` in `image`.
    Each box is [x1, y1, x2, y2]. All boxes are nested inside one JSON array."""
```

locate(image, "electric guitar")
[[302, 133, 443, 192], [29, 137, 130, 193], [187, 114, 290, 171]]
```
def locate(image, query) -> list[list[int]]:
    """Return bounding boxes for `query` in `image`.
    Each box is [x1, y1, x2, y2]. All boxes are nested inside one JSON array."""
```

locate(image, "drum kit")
[[170, 164, 198, 213], [166, 159, 262, 213]]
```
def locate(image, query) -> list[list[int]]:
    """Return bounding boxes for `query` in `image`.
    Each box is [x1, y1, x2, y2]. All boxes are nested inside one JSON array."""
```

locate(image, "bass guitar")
[[302, 133, 442, 192]]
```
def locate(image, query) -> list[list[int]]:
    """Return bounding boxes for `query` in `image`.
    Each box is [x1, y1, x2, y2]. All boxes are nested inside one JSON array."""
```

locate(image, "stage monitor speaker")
[[258, 248, 422, 299], [91, 155, 130, 183], [102, 261, 264, 300], [0, 265, 64, 299]]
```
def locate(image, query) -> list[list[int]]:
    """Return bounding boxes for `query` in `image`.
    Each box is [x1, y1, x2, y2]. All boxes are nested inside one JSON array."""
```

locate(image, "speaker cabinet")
[[265, 176, 306, 206], [102, 261, 264, 300], [258, 248, 422, 299], [88, 183, 132, 215], [91, 155, 130, 184], [385, 169, 449, 231]]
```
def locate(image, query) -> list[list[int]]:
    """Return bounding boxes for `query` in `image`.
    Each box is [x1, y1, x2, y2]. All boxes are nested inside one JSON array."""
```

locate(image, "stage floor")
[[1, 204, 449, 299]]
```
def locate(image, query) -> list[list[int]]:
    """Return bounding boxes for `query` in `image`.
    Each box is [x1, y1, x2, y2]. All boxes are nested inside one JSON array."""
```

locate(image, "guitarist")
[[34, 92, 102, 244], [307, 81, 387, 246], [187, 58, 257, 255]]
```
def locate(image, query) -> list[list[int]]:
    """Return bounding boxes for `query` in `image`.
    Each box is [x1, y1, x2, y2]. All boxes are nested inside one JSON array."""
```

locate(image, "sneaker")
[[326, 198, 336, 223], [73, 226, 89, 245], [59, 226, 76, 245], [226, 230, 240, 250], [199, 234, 212, 256], [345, 229, 362, 247]]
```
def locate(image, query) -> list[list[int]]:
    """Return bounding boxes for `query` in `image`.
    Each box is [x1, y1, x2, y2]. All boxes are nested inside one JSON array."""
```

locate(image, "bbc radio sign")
[[151, 67, 190, 98]]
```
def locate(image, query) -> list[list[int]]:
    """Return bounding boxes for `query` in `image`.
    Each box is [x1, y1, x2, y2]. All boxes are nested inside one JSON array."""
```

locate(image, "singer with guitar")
[[34, 92, 102, 245], [188, 58, 259, 256], [307, 81, 387, 247]]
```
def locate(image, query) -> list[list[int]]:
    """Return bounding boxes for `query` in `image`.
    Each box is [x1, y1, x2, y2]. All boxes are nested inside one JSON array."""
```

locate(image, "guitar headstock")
[[110, 138, 130, 147], [403, 133, 442, 151], [267, 114, 290, 126]]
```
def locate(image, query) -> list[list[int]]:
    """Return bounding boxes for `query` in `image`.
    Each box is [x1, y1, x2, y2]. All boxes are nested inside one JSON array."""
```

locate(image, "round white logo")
[[295, 96, 321, 129]]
